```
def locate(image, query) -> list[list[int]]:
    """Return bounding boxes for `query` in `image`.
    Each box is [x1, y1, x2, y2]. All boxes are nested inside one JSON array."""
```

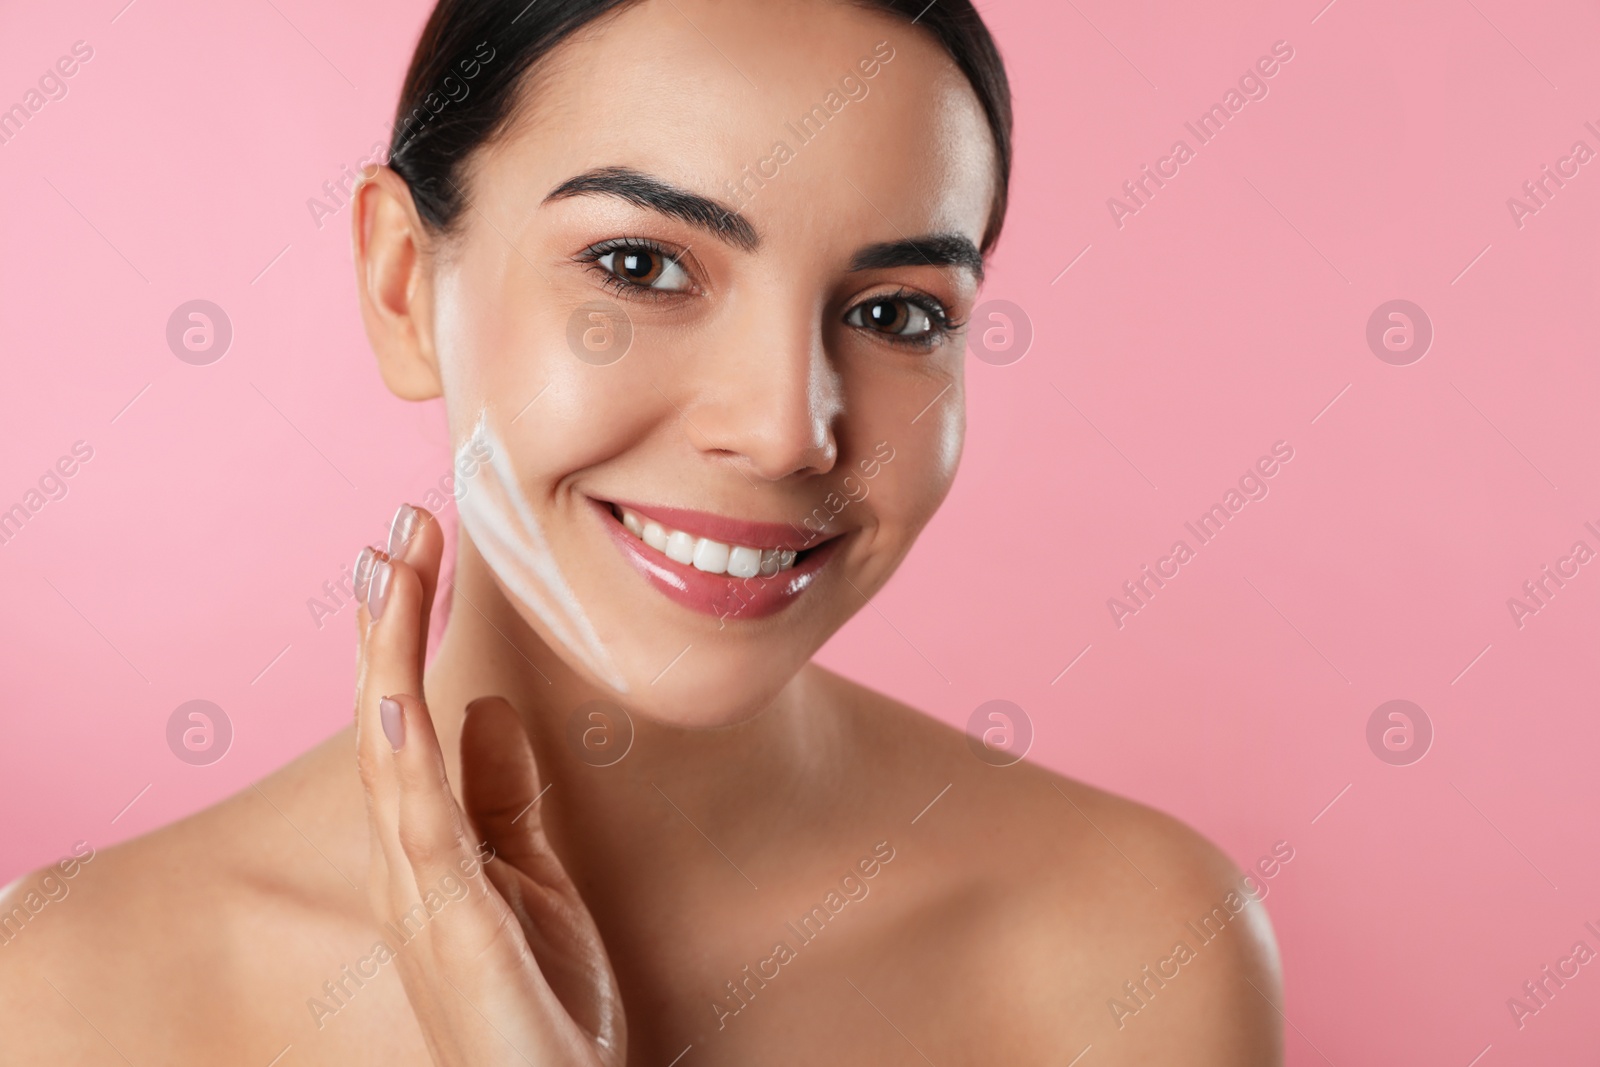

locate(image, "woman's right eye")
[[593, 245, 693, 292]]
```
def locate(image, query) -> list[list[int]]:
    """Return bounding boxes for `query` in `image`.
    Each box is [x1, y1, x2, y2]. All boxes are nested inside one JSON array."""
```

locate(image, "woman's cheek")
[[928, 373, 966, 481], [860, 424, 958, 553], [894, 378, 964, 519], [432, 264, 549, 423], [902, 444, 959, 535]]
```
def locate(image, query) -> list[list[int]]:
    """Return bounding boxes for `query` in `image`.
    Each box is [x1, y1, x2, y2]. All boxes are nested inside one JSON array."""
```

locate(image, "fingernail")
[[353, 546, 378, 603], [379, 696, 405, 750], [386, 504, 418, 562], [367, 559, 393, 620]]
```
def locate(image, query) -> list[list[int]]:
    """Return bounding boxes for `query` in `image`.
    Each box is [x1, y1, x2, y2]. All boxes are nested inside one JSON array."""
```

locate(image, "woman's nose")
[[674, 297, 841, 482]]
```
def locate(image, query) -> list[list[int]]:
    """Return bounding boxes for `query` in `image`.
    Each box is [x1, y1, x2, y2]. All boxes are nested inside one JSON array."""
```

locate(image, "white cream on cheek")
[[455, 408, 629, 693]]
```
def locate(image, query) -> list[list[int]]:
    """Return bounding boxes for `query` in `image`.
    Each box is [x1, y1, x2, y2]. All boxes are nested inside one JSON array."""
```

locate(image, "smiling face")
[[367, 0, 998, 725]]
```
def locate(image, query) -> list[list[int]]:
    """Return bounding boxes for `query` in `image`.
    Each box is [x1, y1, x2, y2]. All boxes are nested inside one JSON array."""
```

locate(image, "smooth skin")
[[0, 1, 1283, 1063]]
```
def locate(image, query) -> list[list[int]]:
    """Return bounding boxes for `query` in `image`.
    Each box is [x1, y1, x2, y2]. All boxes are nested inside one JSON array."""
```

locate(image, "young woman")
[[0, 1, 1283, 1062]]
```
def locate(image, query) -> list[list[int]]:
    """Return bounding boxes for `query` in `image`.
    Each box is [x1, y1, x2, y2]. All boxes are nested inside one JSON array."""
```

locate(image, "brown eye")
[[596, 246, 691, 291], [864, 299, 908, 332], [616, 249, 662, 283], [846, 296, 937, 337]]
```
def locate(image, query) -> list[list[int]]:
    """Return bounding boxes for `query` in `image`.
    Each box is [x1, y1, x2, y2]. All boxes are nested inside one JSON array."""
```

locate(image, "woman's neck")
[[420, 532, 845, 888]]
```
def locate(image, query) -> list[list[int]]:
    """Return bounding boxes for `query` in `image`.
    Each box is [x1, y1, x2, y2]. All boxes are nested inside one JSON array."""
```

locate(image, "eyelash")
[[574, 239, 963, 349], [575, 237, 694, 302], [860, 287, 964, 351]]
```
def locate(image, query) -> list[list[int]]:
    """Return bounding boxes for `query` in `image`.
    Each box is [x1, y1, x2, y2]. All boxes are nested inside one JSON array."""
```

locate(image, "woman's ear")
[[352, 166, 444, 401]]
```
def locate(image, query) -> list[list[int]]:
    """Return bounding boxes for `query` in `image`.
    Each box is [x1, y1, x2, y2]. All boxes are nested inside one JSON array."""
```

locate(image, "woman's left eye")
[[595, 246, 692, 292], [844, 295, 946, 341]]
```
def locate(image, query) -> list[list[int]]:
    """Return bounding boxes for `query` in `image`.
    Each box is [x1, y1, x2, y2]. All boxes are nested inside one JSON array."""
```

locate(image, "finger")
[[353, 519, 431, 912], [462, 697, 624, 1049], [461, 697, 567, 884], [358, 546, 427, 733], [385, 503, 443, 664], [351, 543, 380, 671], [380, 693, 583, 1065], [353, 503, 437, 743], [386, 693, 570, 1011], [386, 693, 492, 907], [350, 541, 396, 905], [351, 504, 441, 673]]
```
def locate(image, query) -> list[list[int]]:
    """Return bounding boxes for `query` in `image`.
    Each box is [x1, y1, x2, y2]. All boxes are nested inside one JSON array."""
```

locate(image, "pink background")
[[3, 0, 1598, 1061]]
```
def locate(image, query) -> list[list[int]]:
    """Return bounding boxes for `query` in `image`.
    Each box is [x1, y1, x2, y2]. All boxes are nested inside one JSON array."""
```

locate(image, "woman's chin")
[[617, 663, 805, 731]]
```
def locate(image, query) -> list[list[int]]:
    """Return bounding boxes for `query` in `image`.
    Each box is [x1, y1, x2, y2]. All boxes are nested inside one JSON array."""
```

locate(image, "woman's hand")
[[352, 503, 627, 1066]]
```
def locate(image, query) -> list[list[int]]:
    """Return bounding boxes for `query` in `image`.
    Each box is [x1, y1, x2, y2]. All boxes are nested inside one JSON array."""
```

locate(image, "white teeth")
[[727, 545, 762, 579], [615, 506, 802, 574], [664, 530, 697, 565], [692, 538, 730, 574]]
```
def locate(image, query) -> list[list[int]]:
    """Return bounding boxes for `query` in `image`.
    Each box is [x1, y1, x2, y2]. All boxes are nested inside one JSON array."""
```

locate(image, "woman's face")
[[419, 0, 996, 724]]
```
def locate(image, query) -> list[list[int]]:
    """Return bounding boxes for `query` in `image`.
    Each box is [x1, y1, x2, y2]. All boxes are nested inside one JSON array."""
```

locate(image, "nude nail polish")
[[386, 504, 418, 562], [367, 559, 393, 620], [353, 546, 378, 603], [379, 696, 405, 750]]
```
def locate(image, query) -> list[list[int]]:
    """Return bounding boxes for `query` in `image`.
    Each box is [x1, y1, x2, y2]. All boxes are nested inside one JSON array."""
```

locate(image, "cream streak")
[[455, 410, 628, 692]]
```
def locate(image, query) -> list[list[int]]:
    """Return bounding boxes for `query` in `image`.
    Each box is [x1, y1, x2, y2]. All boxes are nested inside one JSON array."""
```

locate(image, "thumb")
[[460, 696, 625, 1055], [460, 696, 566, 885]]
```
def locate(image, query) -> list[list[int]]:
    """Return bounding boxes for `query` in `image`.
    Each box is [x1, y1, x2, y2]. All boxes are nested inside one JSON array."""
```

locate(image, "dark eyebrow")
[[849, 234, 985, 284], [543, 166, 760, 252]]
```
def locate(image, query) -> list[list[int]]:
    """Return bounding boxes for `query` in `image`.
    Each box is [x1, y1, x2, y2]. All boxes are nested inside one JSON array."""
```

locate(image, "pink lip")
[[589, 498, 844, 620]]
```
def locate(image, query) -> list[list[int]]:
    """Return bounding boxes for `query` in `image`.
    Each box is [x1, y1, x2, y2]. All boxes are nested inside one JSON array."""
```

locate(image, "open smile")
[[590, 497, 846, 620]]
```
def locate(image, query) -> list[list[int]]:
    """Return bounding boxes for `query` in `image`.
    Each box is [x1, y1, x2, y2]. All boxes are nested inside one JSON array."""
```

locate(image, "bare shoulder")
[[1000, 769, 1286, 1064], [0, 728, 412, 1065], [814, 667, 1285, 1064]]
